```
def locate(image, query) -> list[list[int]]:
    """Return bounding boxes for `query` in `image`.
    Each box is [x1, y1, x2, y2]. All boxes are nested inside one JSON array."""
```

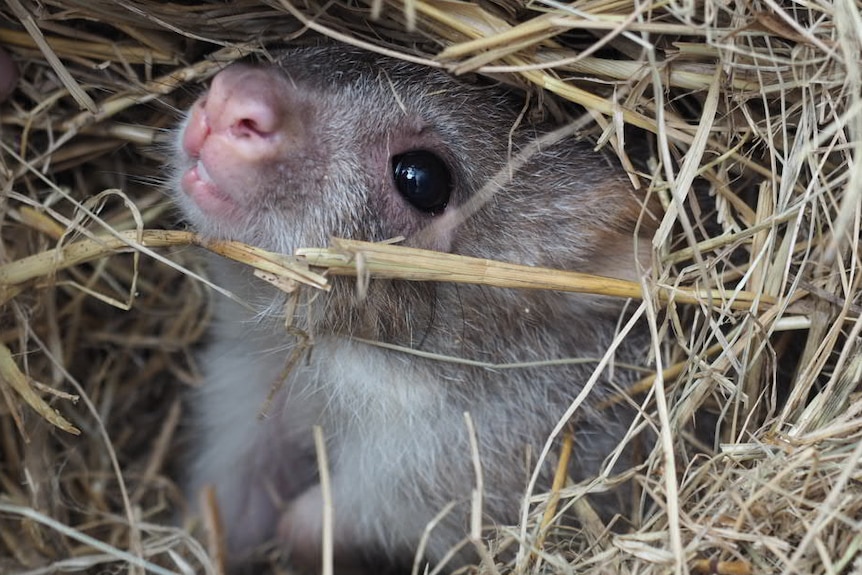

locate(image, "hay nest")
[[1, 0, 860, 574]]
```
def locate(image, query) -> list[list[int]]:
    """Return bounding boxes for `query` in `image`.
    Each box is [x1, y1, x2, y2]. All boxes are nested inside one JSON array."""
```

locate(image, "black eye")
[[391, 150, 452, 214]]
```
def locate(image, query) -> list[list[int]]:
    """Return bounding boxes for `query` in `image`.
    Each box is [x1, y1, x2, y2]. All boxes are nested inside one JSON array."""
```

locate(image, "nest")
[[1, 0, 860, 574]]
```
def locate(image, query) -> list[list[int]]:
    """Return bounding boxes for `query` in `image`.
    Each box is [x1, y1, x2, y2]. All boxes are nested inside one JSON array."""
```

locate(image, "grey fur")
[[171, 44, 651, 572]]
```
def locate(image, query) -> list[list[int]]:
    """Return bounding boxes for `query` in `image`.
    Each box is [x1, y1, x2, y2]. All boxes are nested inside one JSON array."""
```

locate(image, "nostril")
[[217, 96, 281, 141], [182, 100, 211, 158], [234, 117, 267, 139]]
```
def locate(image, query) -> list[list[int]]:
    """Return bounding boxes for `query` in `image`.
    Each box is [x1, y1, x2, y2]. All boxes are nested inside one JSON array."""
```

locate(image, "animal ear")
[[590, 191, 659, 281], [582, 234, 651, 282]]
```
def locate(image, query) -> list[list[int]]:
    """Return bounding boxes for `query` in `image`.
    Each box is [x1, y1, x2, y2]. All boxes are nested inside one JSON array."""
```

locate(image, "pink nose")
[[179, 63, 310, 216], [182, 64, 291, 162]]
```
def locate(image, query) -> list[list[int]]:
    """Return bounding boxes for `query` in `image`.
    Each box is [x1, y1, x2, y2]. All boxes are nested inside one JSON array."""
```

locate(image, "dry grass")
[[1, 0, 861, 573]]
